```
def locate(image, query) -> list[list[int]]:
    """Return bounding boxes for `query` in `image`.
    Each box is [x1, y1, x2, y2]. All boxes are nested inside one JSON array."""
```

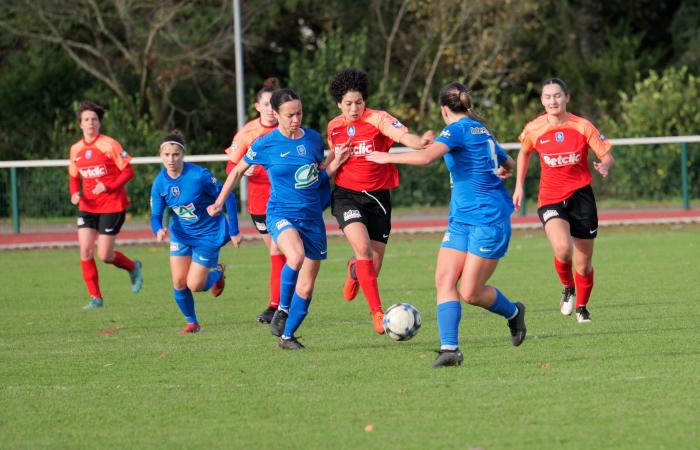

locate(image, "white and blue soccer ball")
[[383, 303, 421, 341]]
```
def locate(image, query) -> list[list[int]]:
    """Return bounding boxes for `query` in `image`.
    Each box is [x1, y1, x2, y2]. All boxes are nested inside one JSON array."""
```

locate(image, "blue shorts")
[[440, 219, 511, 259], [169, 241, 220, 269], [268, 216, 327, 260]]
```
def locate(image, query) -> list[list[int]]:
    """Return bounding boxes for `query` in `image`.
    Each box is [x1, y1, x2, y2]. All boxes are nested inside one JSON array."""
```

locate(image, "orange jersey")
[[327, 108, 409, 192], [225, 118, 277, 215], [68, 134, 131, 213], [519, 113, 612, 207]]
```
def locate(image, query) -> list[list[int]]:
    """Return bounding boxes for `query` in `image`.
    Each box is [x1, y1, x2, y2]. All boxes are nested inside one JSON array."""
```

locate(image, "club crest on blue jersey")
[[170, 186, 180, 197], [85, 150, 92, 159], [347, 125, 356, 137], [555, 131, 565, 143], [296, 144, 306, 156], [294, 163, 319, 189], [172, 202, 198, 222]]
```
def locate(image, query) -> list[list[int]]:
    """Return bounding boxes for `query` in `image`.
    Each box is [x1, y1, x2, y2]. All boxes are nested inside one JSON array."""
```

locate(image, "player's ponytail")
[[439, 82, 490, 131], [160, 129, 186, 152], [270, 88, 300, 112], [256, 77, 280, 101]]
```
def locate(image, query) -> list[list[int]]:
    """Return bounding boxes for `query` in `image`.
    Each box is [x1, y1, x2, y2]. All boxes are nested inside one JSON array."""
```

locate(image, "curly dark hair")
[[76, 101, 105, 122], [329, 68, 369, 103]]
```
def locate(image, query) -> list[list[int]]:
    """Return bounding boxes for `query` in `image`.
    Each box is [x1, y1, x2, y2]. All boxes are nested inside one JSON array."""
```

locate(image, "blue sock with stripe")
[[174, 288, 197, 323], [279, 264, 300, 312], [283, 291, 311, 338], [488, 289, 518, 319], [437, 301, 461, 350], [203, 268, 222, 292]]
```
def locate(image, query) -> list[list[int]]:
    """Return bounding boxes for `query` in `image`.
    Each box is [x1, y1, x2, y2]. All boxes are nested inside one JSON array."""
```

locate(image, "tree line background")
[[0, 0, 699, 218]]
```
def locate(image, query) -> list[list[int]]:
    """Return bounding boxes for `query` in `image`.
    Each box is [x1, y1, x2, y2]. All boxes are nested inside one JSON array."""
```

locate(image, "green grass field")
[[1, 225, 699, 449]]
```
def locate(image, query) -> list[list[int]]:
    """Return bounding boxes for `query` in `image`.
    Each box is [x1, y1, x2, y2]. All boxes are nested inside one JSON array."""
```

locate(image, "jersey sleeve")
[[226, 130, 250, 164], [494, 140, 509, 166], [584, 122, 612, 158], [243, 139, 267, 166], [374, 111, 409, 143], [149, 176, 166, 235], [435, 123, 461, 150], [107, 139, 132, 170], [200, 169, 221, 198], [68, 143, 80, 178], [518, 126, 536, 152]]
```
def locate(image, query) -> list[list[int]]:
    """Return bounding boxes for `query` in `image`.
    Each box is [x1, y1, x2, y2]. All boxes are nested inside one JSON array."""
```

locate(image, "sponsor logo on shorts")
[[442, 232, 450, 242], [479, 247, 492, 253], [170, 242, 180, 251], [555, 131, 565, 143], [542, 153, 581, 167], [589, 228, 598, 234], [77, 217, 85, 226], [276, 219, 291, 230], [343, 209, 361, 221], [542, 209, 559, 221], [320, 249, 328, 255], [296, 144, 306, 156], [471, 127, 488, 135], [171, 186, 180, 197], [255, 221, 267, 231], [104, 228, 114, 233], [382, 233, 390, 239], [79, 165, 108, 178]]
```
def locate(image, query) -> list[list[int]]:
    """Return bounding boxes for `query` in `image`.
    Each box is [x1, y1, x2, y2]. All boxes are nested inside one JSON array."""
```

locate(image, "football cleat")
[[269, 309, 288, 337], [82, 296, 104, 310], [576, 306, 592, 323], [560, 287, 575, 316], [178, 322, 201, 334], [211, 263, 226, 298], [432, 348, 464, 368], [278, 336, 305, 350], [372, 310, 386, 335], [508, 302, 527, 347], [257, 306, 277, 324], [342, 257, 359, 301], [129, 260, 143, 293]]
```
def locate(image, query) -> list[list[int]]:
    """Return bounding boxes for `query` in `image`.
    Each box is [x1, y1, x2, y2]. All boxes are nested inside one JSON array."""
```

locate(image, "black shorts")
[[77, 211, 126, 235], [537, 185, 598, 239], [331, 186, 392, 244], [250, 214, 269, 235]]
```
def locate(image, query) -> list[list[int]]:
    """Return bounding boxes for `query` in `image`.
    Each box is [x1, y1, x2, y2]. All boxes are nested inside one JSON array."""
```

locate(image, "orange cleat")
[[372, 310, 386, 335], [178, 322, 201, 334], [342, 257, 359, 301], [211, 263, 226, 298]]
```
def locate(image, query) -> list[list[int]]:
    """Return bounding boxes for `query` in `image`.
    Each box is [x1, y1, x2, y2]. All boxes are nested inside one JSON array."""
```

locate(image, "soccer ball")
[[383, 303, 421, 341]]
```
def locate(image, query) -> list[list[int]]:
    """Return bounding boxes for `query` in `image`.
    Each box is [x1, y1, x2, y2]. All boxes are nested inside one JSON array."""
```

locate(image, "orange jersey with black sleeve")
[[68, 134, 132, 213], [519, 113, 612, 207], [225, 118, 277, 215], [327, 108, 409, 192]]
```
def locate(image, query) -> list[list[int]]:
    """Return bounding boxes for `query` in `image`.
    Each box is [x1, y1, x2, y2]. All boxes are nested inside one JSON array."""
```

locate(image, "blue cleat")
[[83, 296, 104, 310], [129, 260, 143, 293]]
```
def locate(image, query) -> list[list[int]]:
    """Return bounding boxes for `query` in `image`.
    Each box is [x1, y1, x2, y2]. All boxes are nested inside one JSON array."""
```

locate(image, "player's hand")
[[593, 161, 609, 178], [207, 203, 222, 216], [70, 192, 81, 205], [334, 140, 352, 164], [512, 185, 524, 211], [229, 233, 242, 248], [365, 152, 390, 164], [496, 166, 512, 180], [420, 130, 435, 147], [243, 165, 257, 177], [156, 228, 168, 242], [91, 182, 107, 195]]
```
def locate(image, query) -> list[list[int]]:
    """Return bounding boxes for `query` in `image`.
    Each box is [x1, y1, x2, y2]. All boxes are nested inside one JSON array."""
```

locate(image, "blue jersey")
[[150, 162, 238, 248], [435, 118, 514, 226], [244, 127, 328, 220]]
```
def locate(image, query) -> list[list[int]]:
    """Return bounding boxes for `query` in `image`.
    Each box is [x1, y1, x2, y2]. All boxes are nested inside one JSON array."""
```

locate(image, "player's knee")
[[552, 242, 572, 260], [285, 253, 304, 270], [435, 271, 457, 293], [459, 287, 480, 305], [97, 252, 113, 263], [172, 279, 188, 290], [295, 282, 315, 299]]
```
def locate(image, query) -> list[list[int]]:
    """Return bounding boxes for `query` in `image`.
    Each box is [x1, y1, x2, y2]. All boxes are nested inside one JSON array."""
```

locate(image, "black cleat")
[[508, 302, 527, 347], [278, 336, 305, 350], [269, 309, 288, 337], [560, 287, 575, 316], [257, 306, 277, 324], [576, 306, 592, 323], [431, 348, 464, 368]]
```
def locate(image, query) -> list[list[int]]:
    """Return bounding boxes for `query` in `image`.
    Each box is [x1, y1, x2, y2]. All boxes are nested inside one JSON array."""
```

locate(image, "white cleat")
[[560, 287, 575, 316]]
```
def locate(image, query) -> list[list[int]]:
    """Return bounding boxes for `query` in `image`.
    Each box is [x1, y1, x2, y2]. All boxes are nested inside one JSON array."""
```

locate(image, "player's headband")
[[160, 137, 185, 151]]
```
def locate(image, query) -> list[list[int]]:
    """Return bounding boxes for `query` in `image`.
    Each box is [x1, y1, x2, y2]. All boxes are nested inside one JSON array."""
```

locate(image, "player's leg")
[[185, 246, 224, 297], [253, 213, 285, 323], [268, 221, 305, 337], [170, 253, 199, 333], [279, 257, 321, 350], [572, 238, 595, 323], [95, 212, 142, 293], [432, 243, 466, 368], [78, 219, 103, 309], [542, 213, 576, 315]]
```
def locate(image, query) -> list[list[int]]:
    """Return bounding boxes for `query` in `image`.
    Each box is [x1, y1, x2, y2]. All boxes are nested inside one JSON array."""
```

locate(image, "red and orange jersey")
[[327, 108, 409, 192], [68, 134, 131, 213], [225, 118, 277, 215], [519, 113, 612, 207]]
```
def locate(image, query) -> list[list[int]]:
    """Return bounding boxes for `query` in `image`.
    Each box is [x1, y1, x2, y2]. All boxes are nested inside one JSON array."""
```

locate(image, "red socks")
[[269, 254, 287, 308], [110, 251, 135, 272], [81, 259, 102, 298], [554, 257, 575, 288], [575, 269, 594, 308], [355, 259, 383, 313]]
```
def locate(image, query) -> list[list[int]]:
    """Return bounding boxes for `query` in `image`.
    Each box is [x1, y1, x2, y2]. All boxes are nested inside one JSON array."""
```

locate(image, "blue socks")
[[437, 301, 461, 350], [202, 268, 222, 292], [488, 289, 518, 319], [283, 291, 311, 338], [279, 264, 300, 312], [174, 288, 197, 323]]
